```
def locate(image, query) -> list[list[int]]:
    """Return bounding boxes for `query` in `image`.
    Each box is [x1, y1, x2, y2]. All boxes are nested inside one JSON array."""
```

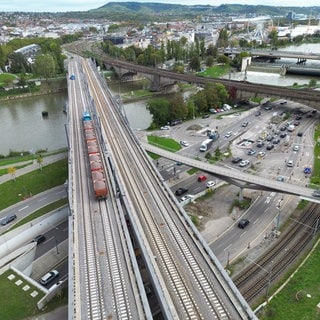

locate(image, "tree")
[[147, 98, 170, 127], [33, 54, 56, 80], [8, 166, 16, 181], [189, 55, 200, 72], [8, 52, 29, 73], [169, 94, 188, 120], [309, 79, 317, 88], [37, 155, 44, 171]]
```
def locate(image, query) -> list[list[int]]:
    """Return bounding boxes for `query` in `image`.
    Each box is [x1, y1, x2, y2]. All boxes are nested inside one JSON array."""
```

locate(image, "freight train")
[[82, 111, 108, 199]]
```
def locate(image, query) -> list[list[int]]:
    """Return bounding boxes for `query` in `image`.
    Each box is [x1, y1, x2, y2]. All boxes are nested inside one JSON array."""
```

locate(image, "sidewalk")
[[0, 152, 68, 184]]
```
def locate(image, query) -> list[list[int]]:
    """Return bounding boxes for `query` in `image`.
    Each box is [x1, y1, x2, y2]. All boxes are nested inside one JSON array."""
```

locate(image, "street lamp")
[[275, 198, 284, 236], [54, 227, 60, 254]]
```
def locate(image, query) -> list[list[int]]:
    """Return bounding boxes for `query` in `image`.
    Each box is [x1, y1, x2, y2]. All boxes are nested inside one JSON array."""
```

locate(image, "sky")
[[1, 0, 319, 13]]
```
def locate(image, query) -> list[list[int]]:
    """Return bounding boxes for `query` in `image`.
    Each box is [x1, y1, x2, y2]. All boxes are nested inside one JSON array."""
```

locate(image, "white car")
[[257, 151, 266, 158], [180, 140, 189, 147], [239, 160, 250, 167], [160, 125, 170, 130], [206, 181, 216, 188], [293, 145, 299, 151], [180, 195, 191, 202], [224, 131, 232, 138]]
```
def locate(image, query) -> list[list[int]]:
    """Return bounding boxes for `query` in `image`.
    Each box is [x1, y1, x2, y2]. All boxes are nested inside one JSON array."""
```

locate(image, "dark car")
[[238, 219, 250, 229], [280, 133, 287, 138], [33, 234, 46, 245], [266, 144, 274, 150], [232, 157, 242, 164], [297, 132, 303, 137], [256, 141, 264, 148], [1, 214, 17, 226], [272, 138, 280, 144], [202, 114, 210, 119], [175, 187, 188, 196], [312, 190, 320, 198]]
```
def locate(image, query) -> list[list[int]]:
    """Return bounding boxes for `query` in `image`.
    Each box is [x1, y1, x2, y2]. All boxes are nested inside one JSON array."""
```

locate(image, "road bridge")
[[143, 144, 319, 204]]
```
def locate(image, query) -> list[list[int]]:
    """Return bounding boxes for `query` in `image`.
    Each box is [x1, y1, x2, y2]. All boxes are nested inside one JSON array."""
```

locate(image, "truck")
[[199, 138, 214, 152]]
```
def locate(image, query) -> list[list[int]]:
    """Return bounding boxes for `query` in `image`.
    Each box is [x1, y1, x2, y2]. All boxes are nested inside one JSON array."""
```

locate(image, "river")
[[1, 43, 319, 156]]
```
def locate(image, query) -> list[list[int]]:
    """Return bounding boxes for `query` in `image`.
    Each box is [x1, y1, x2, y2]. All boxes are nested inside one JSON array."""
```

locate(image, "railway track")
[[82, 58, 255, 319], [68, 58, 148, 319], [233, 203, 320, 305]]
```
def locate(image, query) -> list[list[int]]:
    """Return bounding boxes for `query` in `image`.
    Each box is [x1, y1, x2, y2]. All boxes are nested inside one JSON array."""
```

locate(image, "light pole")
[[54, 227, 59, 254], [275, 197, 284, 236]]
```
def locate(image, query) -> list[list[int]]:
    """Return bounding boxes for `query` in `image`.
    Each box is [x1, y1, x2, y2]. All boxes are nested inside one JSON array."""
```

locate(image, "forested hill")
[[84, 2, 320, 21]]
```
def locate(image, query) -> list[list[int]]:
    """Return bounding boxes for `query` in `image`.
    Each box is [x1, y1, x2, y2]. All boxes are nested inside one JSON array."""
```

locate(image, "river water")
[[1, 43, 319, 156]]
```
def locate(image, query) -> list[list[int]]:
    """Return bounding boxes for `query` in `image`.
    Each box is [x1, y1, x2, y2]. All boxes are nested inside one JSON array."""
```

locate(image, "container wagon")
[[82, 111, 108, 199]]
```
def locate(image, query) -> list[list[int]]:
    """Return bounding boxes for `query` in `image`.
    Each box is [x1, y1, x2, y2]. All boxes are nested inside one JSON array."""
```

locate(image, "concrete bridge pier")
[[238, 187, 243, 202]]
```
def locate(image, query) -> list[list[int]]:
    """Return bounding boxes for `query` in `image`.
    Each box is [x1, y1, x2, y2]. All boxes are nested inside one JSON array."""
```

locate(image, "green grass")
[[147, 135, 181, 152], [258, 240, 320, 320], [198, 65, 230, 78], [0, 158, 68, 211], [0, 270, 45, 320], [310, 123, 320, 186], [0, 73, 17, 86]]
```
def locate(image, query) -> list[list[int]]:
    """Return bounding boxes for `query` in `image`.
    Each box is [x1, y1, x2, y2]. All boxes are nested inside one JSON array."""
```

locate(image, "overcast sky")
[[1, 0, 318, 13]]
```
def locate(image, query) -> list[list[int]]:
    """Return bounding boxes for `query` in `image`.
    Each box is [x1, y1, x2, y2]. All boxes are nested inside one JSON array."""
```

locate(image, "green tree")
[[189, 55, 200, 72], [169, 94, 188, 120], [33, 54, 56, 80], [8, 52, 29, 73], [309, 79, 317, 88], [147, 98, 170, 127]]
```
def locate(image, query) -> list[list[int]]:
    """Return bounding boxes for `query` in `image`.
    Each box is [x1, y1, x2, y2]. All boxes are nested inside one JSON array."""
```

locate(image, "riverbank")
[[0, 78, 67, 102]]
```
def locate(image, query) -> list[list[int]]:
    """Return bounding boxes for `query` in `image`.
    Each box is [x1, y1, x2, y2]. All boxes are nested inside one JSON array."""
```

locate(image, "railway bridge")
[[102, 57, 320, 108]]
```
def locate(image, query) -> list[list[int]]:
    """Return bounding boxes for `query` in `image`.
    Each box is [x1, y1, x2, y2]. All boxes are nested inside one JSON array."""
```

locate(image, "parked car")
[[232, 157, 242, 164], [238, 219, 250, 229], [175, 187, 188, 196], [239, 160, 250, 167], [287, 160, 294, 167], [257, 151, 266, 158], [293, 145, 299, 151], [266, 144, 274, 150], [160, 125, 170, 130], [202, 114, 210, 119], [297, 132, 303, 137], [1, 214, 17, 226], [180, 140, 189, 147], [247, 149, 256, 155]]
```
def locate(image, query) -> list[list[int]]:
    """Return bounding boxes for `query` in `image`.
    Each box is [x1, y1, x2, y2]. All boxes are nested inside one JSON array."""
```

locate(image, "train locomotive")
[[82, 111, 108, 199]]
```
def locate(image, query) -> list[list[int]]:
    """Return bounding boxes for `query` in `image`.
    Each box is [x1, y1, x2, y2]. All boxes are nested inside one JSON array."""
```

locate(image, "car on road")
[[180, 195, 191, 202], [297, 132, 303, 137], [175, 187, 188, 196], [293, 145, 299, 151], [40, 270, 59, 285], [242, 121, 249, 127], [238, 219, 250, 229], [1, 214, 17, 226], [239, 160, 250, 167], [198, 175, 207, 182], [257, 151, 266, 158], [202, 114, 210, 119], [304, 166, 312, 174], [312, 190, 320, 198], [160, 125, 170, 130], [179, 140, 189, 147], [33, 234, 46, 245], [224, 131, 232, 138], [206, 181, 216, 188]]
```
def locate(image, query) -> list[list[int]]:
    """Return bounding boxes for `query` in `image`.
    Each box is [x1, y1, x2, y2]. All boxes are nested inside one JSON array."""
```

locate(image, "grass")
[[198, 65, 230, 78], [147, 135, 181, 152], [0, 158, 68, 211], [0, 73, 17, 87], [258, 239, 320, 320], [310, 123, 320, 186], [0, 270, 45, 320]]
